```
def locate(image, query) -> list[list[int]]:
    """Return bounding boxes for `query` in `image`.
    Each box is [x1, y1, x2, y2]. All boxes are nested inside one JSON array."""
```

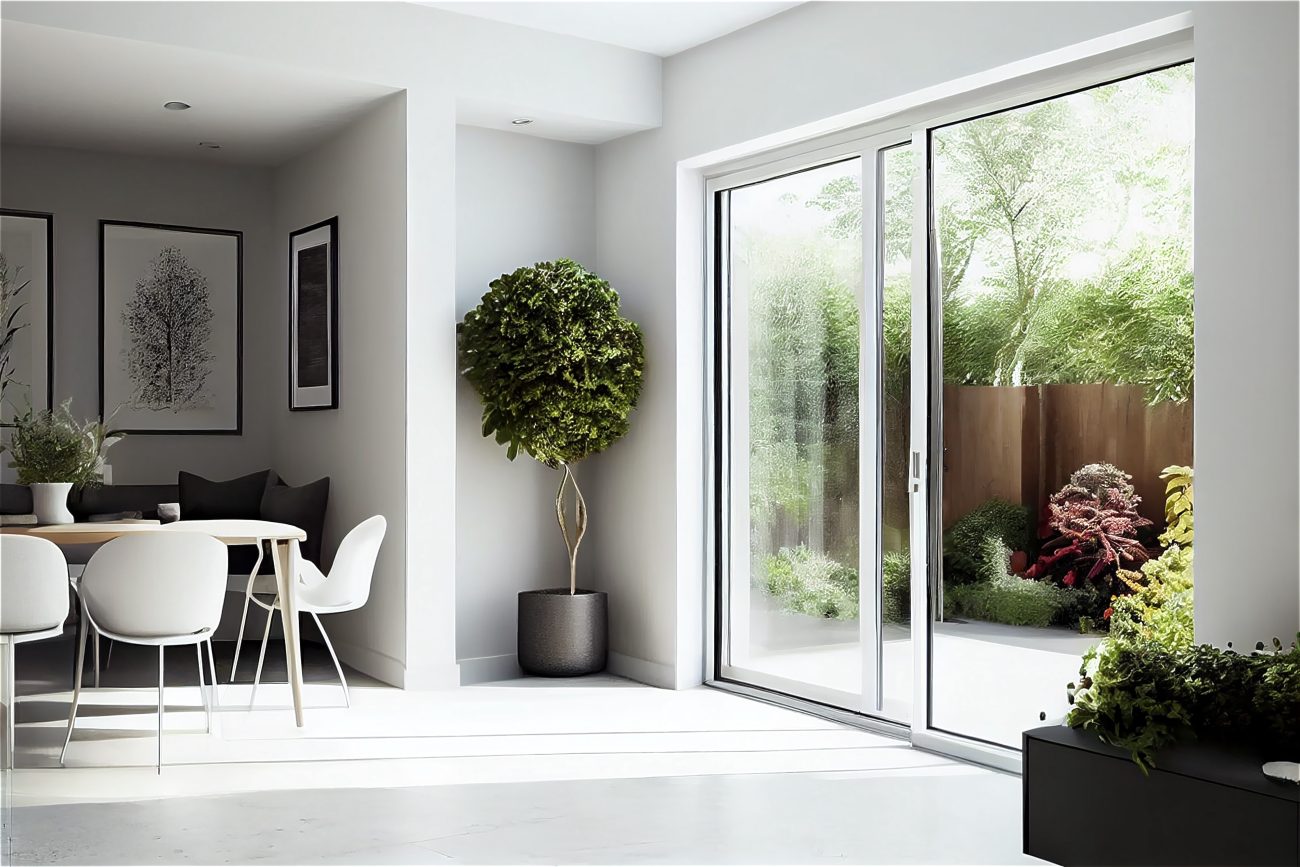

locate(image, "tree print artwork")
[[122, 246, 215, 410]]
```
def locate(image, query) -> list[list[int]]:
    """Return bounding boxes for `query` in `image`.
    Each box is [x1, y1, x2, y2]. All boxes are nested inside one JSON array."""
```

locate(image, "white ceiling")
[[423, 1, 802, 57], [0, 22, 398, 167]]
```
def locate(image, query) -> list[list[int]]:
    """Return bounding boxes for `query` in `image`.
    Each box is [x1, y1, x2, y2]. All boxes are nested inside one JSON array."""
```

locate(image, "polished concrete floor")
[[1, 639, 1041, 865]]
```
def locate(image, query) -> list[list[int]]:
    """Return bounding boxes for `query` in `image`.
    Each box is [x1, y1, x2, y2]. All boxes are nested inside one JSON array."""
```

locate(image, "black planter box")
[[1024, 726, 1299, 866]]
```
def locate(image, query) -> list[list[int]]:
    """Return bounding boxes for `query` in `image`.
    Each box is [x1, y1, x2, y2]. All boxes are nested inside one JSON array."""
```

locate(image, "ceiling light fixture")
[[163, 101, 191, 111], [198, 141, 222, 149], [510, 117, 534, 126]]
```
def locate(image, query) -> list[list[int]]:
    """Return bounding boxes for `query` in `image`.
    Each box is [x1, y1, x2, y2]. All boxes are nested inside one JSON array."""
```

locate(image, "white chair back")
[[307, 516, 386, 609], [0, 535, 70, 634], [80, 532, 227, 638]]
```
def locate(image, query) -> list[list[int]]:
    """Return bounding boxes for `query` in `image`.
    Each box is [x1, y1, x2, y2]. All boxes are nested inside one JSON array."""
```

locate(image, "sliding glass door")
[[712, 58, 1193, 764], [713, 137, 910, 723]]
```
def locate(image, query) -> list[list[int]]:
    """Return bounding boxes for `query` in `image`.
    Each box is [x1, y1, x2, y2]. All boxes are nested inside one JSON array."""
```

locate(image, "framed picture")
[[288, 217, 339, 411], [0, 209, 54, 415], [100, 220, 242, 434]]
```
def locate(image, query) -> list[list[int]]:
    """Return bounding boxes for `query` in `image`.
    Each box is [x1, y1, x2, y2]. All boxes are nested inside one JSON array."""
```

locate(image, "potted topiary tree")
[[458, 259, 644, 676]]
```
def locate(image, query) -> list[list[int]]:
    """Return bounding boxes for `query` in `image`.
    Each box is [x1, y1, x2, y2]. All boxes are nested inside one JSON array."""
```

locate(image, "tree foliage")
[[457, 259, 644, 468], [123, 247, 214, 410]]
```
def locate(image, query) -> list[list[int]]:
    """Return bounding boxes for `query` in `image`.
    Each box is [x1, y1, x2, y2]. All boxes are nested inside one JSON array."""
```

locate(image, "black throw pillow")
[[260, 475, 330, 567], [178, 469, 272, 521]]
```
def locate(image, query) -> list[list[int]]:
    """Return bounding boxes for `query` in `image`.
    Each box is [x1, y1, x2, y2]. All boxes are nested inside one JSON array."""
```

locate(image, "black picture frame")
[[99, 220, 243, 435], [0, 208, 55, 412], [288, 216, 339, 411]]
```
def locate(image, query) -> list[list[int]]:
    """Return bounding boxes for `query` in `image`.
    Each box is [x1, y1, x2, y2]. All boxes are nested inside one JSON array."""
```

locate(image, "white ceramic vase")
[[30, 482, 75, 525]]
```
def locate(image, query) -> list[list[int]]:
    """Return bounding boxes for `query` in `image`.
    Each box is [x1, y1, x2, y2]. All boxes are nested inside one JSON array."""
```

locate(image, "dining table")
[[10, 518, 311, 727]]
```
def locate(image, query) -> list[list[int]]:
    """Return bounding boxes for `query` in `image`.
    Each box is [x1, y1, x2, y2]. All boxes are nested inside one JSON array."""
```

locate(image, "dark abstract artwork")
[[289, 217, 338, 410], [123, 246, 215, 410], [295, 244, 329, 389]]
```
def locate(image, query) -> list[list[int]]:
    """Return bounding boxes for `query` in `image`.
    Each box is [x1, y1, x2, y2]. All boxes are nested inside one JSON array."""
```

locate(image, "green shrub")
[[943, 499, 1031, 585], [944, 570, 1071, 628], [3, 400, 121, 486], [760, 546, 859, 620], [1068, 634, 1300, 772], [882, 551, 910, 624]]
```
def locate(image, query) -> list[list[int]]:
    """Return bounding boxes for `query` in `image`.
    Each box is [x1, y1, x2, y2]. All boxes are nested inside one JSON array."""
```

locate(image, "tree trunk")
[[554, 463, 588, 595]]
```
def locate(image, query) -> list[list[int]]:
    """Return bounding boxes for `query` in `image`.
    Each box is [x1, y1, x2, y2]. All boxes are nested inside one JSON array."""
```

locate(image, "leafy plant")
[[1158, 464, 1193, 547], [943, 498, 1032, 585], [0, 253, 31, 406], [1027, 464, 1151, 599], [1068, 633, 1300, 772], [1110, 545, 1194, 649], [457, 260, 644, 593], [3, 400, 122, 485], [761, 545, 858, 620]]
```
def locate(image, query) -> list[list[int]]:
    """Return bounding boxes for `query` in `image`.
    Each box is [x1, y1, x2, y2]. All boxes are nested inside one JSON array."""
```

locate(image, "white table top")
[[24, 518, 306, 545]]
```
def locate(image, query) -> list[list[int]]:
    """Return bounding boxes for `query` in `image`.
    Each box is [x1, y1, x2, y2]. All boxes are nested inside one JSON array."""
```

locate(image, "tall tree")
[[123, 247, 214, 410]]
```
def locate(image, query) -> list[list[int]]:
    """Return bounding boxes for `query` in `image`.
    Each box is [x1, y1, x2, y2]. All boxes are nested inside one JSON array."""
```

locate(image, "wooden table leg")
[[270, 539, 305, 727]]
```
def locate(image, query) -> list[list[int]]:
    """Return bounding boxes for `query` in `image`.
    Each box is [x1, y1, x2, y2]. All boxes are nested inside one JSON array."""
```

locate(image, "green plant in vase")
[[3, 400, 123, 523]]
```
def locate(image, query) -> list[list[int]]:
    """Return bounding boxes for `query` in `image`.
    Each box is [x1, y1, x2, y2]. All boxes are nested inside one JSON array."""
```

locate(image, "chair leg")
[[1, 638, 14, 771], [311, 612, 350, 708], [105, 639, 114, 670], [92, 630, 100, 689], [60, 608, 90, 766], [230, 546, 264, 683], [206, 641, 221, 710], [249, 602, 277, 709], [156, 647, 164, 775], [196, 644, 210, 734]]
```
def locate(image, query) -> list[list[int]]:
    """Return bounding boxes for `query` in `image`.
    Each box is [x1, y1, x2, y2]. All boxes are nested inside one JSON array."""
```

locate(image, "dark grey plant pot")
[[517, 589, 608, 677]]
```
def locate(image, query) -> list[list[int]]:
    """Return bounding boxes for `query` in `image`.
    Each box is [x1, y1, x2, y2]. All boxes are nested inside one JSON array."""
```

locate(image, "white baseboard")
[[607, 651, 676, 689], [457, 653, 523, 685], [331, 639, 407, 688]]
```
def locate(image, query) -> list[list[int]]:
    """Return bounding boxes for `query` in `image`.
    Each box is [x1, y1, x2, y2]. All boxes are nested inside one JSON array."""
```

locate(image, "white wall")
[[454, 125, 597, 683], [0, 144, 276, 483], [271, 94, 409, 685], [591, 1, 1300, 685], [1, 0, 661, 689]]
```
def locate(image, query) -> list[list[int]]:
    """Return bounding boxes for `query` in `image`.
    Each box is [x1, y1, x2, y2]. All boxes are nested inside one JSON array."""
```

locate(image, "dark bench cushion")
[[260, 475, 329, 567]]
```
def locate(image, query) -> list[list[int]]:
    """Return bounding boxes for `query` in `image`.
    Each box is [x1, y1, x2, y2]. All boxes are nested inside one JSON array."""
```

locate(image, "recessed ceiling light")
[[510, 117, 534, 126], [164, 101, 191, 111], [198, 142, 221, 149]]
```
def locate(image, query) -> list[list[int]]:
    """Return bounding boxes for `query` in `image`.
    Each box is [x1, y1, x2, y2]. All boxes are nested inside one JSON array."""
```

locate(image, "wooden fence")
[[941, 383, 1192, 529]]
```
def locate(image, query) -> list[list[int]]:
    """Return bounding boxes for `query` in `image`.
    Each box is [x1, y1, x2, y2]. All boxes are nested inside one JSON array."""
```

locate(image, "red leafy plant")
[[1027, 463, 1152, 594]]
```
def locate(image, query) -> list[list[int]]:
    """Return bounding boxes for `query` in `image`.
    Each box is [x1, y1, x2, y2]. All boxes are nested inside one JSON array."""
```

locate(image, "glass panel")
[[928, 65, 1194, 747], [724, 158, 864, 704]]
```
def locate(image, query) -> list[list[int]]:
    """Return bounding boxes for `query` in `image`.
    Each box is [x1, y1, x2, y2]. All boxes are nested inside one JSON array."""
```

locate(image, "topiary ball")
[[457, 259, 644, 468]]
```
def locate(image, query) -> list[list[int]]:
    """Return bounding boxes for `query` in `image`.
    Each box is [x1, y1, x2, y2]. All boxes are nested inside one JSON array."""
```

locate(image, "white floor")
[[744, 613, 1098, 747], [0, 642, 1042, 865]]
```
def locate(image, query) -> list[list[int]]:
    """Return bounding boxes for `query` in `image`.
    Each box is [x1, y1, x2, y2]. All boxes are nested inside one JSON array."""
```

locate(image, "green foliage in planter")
[[457, 259, 644, 467], [3, 400, 121, 485], [1067, 634, 1300, 772], [882, 550, 910, 625], [944, 540, 1072, 628], [943, 499, 1032, 585], [761, 545, 858, 620]]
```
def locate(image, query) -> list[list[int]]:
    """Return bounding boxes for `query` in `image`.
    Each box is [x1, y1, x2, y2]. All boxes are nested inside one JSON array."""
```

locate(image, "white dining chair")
[[228, 539, 266, 683], [61, 532, 226, 772], [249, 516, 386, 708], [0, 535, 71, 770]]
